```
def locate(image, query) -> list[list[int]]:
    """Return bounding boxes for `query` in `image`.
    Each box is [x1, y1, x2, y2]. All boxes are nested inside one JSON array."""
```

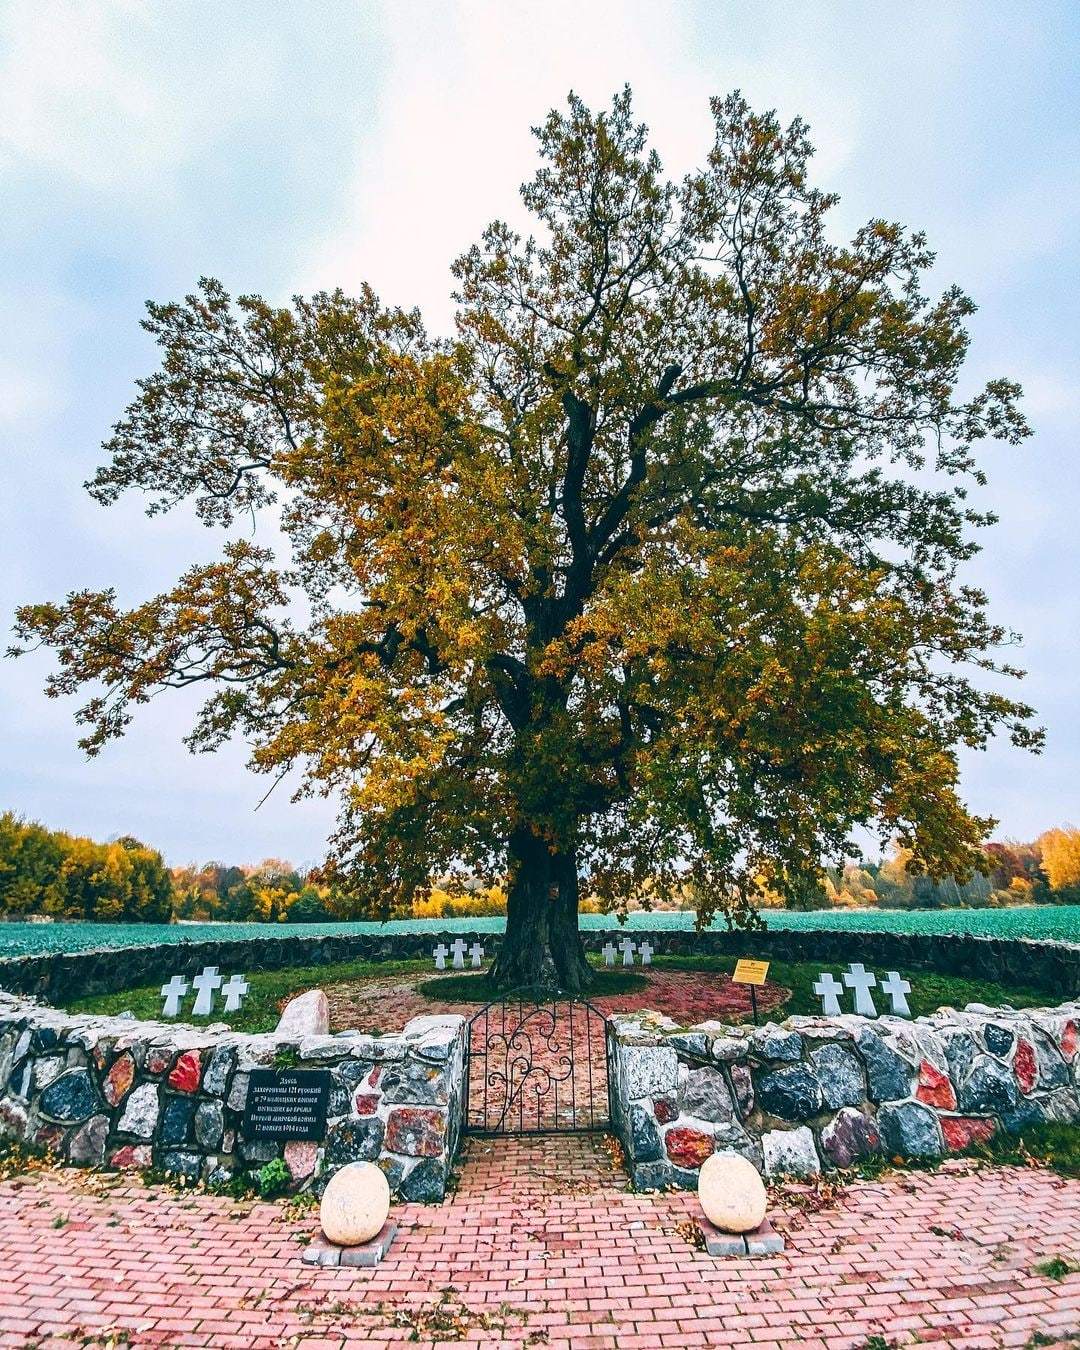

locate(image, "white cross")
[[620, 937, 636, 967], [191, 966, 223, 1017], [639, 940, 654, 966], [812, 972, 844, 1016], [843, 963, 878, 1018], [469, 942, 485, 968], [602, 942, 617, 968], [880, 970, 912, 1018], [432, 943, 448, 970], [449, 938, 468, 969], [221, 974, 249, 1013], [160, 975, 188, 1018]]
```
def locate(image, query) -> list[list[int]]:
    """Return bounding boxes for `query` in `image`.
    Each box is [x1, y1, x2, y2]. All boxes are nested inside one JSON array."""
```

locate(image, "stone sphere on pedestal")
[[320, 1162, 391, 1245], [697, 1151, 767, 1233]]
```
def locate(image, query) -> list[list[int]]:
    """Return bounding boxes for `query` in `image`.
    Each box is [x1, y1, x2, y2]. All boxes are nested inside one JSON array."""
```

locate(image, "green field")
[[0, 904, 1076, 959]]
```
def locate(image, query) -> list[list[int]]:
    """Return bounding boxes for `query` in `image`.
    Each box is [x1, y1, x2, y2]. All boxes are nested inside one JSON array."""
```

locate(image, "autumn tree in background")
[[1037, 828, 1080, 897], [0, 813, 172, 922], [12, 89, 1041, 990], [984, 838, 1044, 893]]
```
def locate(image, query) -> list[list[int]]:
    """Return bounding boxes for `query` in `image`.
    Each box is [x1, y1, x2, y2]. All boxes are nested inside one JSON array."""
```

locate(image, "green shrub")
[[255, 1157, 292, 1199]]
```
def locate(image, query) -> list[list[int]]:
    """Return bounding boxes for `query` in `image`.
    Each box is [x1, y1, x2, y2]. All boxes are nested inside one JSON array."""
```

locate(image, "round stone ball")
[[320, 1162, 391, 1246], [697, 1151, 767, 1234]]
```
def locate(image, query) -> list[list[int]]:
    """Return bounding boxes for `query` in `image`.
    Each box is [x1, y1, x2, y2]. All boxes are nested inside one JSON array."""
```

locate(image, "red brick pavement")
[[1, 1135, 1078, 1349]]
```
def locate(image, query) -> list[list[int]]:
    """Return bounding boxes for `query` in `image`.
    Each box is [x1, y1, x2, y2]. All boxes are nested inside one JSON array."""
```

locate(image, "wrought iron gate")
[[464, 990, 610, 1135]]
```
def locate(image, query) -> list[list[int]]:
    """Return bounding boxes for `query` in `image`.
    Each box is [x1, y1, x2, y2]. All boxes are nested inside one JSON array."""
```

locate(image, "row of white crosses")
[[432, 939, 485, 970], [813, 963, 911, 1019], [602, 937, 653, 968], [160, 967, 249, 1018]]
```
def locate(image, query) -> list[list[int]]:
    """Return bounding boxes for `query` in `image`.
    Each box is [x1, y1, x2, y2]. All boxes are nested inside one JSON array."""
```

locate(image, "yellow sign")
[[732, 959, 770, 986]]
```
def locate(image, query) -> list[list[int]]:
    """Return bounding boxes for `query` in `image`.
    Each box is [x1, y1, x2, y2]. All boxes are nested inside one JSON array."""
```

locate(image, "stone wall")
[[2, 927, 1077, 1004], [0, 933, 467, 1003], [608, 1000, 1080, 1190], [0, 994, 466, 1201]]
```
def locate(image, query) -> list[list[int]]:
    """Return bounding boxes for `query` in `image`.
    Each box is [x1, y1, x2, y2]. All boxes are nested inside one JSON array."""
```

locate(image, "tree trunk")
[[488, 822, 593, 994]]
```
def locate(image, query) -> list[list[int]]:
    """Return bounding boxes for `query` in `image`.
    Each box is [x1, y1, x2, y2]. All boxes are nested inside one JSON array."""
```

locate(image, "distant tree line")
[[760, 834, 1080, 911], [2, 810, 1079, 924], [0, 812, 172, 922], [170, 858, 330, 924]]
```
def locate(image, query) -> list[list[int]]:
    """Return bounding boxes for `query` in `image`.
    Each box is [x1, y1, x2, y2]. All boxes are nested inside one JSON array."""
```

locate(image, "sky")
[[1, 0, 1078, 869]]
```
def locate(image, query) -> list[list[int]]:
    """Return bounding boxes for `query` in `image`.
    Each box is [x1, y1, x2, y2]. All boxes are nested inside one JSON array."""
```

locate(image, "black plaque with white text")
[[241, 1068, 331, 1140]]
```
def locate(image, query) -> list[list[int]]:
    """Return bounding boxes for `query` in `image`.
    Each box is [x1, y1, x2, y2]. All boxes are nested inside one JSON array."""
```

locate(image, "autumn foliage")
[[11, 89, 1041, 988], [0, 812, 171, 922]]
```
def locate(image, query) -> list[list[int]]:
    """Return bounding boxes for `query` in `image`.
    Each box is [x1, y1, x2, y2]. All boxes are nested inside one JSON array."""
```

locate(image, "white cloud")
[[0, 286, 88, 434], [0, 0, 297, 196], [297, 0, 864, 329], [0, 1, 173, 190], [0, 356, 53, 431], [1016, 371, 1080, 426]]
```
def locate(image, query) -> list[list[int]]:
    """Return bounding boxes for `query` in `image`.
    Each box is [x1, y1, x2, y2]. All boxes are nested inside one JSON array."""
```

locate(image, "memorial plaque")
[[242, 1069, 331, 1141]]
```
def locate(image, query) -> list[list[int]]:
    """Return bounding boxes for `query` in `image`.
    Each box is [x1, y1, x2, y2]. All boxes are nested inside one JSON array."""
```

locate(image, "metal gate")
[[464, 990, 610, 1135]]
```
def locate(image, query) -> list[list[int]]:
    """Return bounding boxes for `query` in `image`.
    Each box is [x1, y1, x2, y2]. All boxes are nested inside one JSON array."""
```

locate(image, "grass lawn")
[[647, 954, 1055, 1021], [65, 951, 1055, 1034], [66, 957, 427, 1034], [969, 1121, 1080, 1180]]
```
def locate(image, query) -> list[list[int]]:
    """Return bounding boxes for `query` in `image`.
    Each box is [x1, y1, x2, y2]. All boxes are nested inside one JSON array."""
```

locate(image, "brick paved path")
[[324, 967, 789, 1034], [1, 1135, 1078, 1349]]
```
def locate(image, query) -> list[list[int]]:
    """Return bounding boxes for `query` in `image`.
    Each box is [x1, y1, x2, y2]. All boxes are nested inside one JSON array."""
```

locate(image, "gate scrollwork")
[[465, 991, 609, 1135]]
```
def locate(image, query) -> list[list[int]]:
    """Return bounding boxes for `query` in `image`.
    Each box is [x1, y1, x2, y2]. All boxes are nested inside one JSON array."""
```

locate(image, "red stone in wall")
[[34, 1124, 65, 1151], [1013, 1039, 1038, 1094], [1061, 1020, 1078, 1061], [664, 1127, 714, 1169], [110, 1144, 152, 1169], [729, 1064, 754, 1117], [915, 1060, 957, 1111], [167, 1051, 202, 1093], [284, 1140, 317, 1179], [941, 1117, 996, 1153], [354, 1093, 380, 1116], [103, 1052, 135, 1106], [653, 1097, 678, 1124], [145, 1048, 172, 1076], [385, 1107, 446, 1157]]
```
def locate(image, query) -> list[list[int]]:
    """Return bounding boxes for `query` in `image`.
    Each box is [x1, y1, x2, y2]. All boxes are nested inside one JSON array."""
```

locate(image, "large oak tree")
[[13, 90, 1040, 991]]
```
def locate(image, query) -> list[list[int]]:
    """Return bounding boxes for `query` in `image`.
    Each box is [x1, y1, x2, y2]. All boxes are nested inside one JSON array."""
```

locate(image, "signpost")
[[732, 958, 770, 1025]]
